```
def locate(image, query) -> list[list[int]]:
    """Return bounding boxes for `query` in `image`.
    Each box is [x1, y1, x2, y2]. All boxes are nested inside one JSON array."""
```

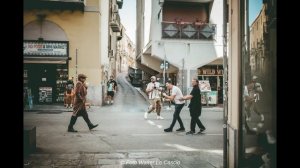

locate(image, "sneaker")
[[176, 128, 185, 132], [260, 114, 264, 122], [157, 116, 164, 120], [186, 131, 195, 135], [144, 112, 148, 119], [164, 128, 172, 132], [111, 100, 114, 104], [197, 128, 206, 134]]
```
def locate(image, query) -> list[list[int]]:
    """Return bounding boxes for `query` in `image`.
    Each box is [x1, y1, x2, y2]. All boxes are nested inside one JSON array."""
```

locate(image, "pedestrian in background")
[[144, 76, 164, 120], [106, 75, 117, 105], [180, 78, 206, 135], [64, 77, 75, 108], [67, 74, 98, 132], [244, 75, 264, 122], [162, 80, 185, 132]]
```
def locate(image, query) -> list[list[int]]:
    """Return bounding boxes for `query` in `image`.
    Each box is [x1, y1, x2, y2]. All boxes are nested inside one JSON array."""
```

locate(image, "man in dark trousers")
[[162, 80, 185, 132], [180, 78, 206, 135], [67, 74, 98, 132]]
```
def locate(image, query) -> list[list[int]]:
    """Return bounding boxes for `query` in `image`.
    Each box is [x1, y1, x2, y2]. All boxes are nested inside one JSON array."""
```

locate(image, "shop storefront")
[[23, 40, 69, 104], [197, 65, 223, 105]]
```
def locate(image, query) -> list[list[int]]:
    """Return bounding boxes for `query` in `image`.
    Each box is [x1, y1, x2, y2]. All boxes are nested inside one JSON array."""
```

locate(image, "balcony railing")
[[24, 0, 86, 11], [110, 13, 121, 32], [162, 21, 216, 40]]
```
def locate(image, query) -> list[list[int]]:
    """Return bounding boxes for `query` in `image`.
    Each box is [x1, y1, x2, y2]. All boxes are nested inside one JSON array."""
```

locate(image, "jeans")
[[169, 104, 185, 129]]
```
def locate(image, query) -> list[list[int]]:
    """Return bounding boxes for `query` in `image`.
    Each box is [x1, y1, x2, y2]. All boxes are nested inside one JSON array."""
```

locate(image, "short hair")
[[166, 79, 172, 84], [193, 78, 199, 84], [78, 74, 87, 79]]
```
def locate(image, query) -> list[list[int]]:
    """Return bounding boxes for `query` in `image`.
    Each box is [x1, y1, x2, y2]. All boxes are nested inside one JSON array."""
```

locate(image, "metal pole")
[[182, 58, 184, 92], [163, 56, 166, 85], [223, 0, 228, 167], [76, 48, 78, 82]]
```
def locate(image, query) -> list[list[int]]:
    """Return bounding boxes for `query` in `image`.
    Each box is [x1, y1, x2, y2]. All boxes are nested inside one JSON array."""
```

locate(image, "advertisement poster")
[[199, 80, 211, 92], [39, 87, 52, 103], [201, 91, 218, 105]]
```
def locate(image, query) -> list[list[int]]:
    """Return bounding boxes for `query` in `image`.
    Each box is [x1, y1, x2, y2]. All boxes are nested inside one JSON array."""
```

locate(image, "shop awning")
[[23, 57, 70, 64]]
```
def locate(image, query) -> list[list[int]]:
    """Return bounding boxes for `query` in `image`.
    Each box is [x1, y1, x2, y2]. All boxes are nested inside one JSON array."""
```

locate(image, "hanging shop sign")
[[23, 41, 68, 57], [198, 65, 223, 76]]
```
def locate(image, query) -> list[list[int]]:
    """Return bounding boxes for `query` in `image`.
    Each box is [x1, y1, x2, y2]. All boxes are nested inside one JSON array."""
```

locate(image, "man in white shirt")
[[244, 75, 264, 122], [144, 76, 164, 119], [162, 80, 185, 132]]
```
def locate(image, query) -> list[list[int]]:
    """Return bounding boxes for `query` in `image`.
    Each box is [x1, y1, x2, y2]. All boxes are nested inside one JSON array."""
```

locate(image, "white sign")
[[201, 91, 218, 105], [199, 80, 211, 92], [23, 41, 68, 56]]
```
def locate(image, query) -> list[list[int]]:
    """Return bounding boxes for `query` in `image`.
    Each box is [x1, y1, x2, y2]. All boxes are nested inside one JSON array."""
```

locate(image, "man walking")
[[244, 75, 264, 122], [162, 80, 185, 132], [67, 74, 98, 132], [180, 78, 206, 135], [107, 75, 117, 105], [144, 76, 164, 120]]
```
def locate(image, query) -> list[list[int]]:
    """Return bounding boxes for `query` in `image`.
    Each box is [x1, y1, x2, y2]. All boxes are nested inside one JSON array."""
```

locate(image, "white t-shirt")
[[171, 85, 185, 104], [146, 82, 161, 99]]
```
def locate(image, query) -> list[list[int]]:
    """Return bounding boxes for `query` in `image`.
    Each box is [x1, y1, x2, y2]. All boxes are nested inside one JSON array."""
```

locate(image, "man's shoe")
[[89, 124, 98, 130], [164, 128, 172, 132], [197, 128, 206, 134], [260, 114, 264, 122], [144, 112, 148, 119], [68, 127, 78, 132], [176, 128, 185, 132], [186, 131, 195, 135]]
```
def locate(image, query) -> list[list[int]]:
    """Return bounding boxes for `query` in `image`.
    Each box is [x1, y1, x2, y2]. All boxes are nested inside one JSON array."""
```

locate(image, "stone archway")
[[24, 20, 68, 41]]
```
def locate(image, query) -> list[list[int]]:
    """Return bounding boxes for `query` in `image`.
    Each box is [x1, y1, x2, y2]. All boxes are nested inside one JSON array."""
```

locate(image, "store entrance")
[[26, 64, 57, 104]]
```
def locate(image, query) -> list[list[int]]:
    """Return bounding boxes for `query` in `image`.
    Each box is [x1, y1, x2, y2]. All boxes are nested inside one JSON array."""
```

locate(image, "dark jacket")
[[188, 86, 202, 114], [73, 81, 87, 116]]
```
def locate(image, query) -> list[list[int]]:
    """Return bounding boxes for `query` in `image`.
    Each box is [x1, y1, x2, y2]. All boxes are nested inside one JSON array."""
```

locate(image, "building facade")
[[136, 0, 224, 102], [116, 28, 136, 74], [100, 0, 123, 105], [24, 0, 103, 105], [24, 0, 124, 106], [249, 5, 267, 77]]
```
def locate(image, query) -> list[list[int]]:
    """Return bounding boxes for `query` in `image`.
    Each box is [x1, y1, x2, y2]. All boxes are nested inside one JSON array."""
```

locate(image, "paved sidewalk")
[[24, 151, 223, 168]]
